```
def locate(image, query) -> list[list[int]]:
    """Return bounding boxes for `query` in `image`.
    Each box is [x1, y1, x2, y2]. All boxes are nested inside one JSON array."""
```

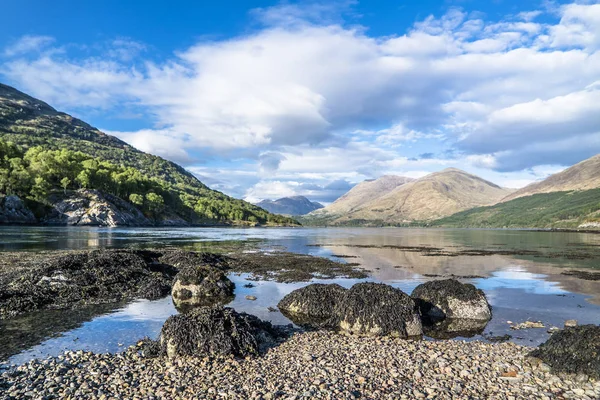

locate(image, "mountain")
[[316, 175, 413, 215], [432, 189, 600, 229], [256, 196, 323, 215], [0, 83, 296, 226], [501, 154, 600, 202], [304, 169, 513, 225]]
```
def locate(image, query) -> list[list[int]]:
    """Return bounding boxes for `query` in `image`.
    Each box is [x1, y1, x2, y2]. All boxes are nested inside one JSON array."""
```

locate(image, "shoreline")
[[2, 331, 599, 399]]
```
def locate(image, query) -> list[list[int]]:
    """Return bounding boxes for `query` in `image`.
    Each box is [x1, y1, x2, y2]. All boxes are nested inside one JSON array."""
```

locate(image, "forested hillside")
[[430, 189, 600, 229], [0, 83, 296, 225]]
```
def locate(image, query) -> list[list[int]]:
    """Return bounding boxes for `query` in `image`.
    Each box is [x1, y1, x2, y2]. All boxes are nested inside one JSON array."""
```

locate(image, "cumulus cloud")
[[2, 1, 600, 201]]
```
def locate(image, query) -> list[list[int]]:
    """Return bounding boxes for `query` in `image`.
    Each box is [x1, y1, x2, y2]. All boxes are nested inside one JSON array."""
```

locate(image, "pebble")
[[1, 331, 597, 399]]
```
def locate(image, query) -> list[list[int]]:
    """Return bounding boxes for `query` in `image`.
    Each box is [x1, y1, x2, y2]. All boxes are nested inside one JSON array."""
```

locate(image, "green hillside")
[[0, 83, 296, 226], [430, 189, 600, 229]]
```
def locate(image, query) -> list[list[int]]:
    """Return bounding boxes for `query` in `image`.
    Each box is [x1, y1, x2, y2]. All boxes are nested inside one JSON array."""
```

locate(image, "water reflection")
[[1, 227, 599, 365]]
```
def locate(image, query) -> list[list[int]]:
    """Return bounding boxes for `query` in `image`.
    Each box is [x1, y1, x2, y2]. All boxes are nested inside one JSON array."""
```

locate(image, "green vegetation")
[[0, 139, 295, 225], [430, 189, 600, 229], [0, 83, 296, 225]]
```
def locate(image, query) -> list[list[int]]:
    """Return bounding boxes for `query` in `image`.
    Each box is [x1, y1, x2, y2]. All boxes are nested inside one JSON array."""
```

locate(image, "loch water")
[[1, 226, 600, 366]]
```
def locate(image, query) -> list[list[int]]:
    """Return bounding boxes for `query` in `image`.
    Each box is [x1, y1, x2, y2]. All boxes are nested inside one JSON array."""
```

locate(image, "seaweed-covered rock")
[[411, 279, 491, 321], [159, 250, 230, 270], [0, 249, 177, 319], [529, 325, 600, 379], [171, 266, 235, 310], [160, 307, 285, 358], [332, 283, 422, 337], [278, 283, 346, 328]]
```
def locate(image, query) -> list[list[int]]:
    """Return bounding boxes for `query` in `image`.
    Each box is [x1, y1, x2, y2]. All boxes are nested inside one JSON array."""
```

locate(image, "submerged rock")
[[423, 318, 488, 340], [332, 283, 422, 337], [278, 283, 347, 329], [411, 279, 491, 321], [529, 325, 600, 379], [160, 307, 285, 358], [159, 250, 230, 270], [171, 266, 234, 310]]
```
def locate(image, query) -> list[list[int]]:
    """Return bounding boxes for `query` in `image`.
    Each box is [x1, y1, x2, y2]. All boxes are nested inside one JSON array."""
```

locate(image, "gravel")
[[2, 331, 599, 399]]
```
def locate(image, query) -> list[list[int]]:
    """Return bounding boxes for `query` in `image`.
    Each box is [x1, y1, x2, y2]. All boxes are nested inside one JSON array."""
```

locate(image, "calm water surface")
[[1, 226, 600, 366]]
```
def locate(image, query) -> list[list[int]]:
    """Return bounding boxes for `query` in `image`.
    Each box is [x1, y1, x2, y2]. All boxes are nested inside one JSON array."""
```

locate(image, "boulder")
[[160, 307, 285, 358], [0, 195, 36, 224], [171, 265, 234, 310], [332, 283, 422, 337], [529, 325, 600, 379], [411, 279, 491, 321], [278, 283, 347, 328]]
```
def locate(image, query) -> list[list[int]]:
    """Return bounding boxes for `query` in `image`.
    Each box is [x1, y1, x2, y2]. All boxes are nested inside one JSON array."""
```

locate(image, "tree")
[[129, 193, 144, 207], [60, 177, 71, 194], [30, 177, 51, 203], [145, 192, 165, 215], [76, 170, 91, 188]]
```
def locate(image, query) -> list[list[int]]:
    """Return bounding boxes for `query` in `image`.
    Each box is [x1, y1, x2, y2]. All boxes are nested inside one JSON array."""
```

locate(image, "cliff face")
[[0, 190, 190, 227], [44, 190, 153, 227], [0, 195, 36, 224]]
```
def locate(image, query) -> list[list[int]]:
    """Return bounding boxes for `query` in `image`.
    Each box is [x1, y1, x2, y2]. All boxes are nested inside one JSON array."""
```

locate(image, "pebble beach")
[[2, 331, 599, 400]]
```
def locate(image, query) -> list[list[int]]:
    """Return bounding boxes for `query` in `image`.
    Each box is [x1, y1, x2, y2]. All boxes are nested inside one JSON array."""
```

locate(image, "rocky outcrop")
[[44, 189, 151, 227], [411, 279, 491, 321], [160, 307, 286, 359], [0, 249, 177, 319], [529, 325, 600, 379], [171, 266, 235, 310], [0, 195, 36, 224], [332, 283, 422, 337], [278, 283, 347, 328]]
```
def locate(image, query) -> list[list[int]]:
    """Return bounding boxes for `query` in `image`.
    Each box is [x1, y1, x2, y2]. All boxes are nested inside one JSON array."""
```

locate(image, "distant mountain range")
[[302, 157, 600, 229], [306, 169, 513, 225], [256, 196, 323, 215]]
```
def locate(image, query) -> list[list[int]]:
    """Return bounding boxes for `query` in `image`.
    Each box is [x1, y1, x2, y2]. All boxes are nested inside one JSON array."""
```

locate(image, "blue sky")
[[2, 0, 600, 203]]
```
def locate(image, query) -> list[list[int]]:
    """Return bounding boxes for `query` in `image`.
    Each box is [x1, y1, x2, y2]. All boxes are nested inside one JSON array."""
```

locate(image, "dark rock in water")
[[332, 283, 422, 337], [423, 317, 488, 340], [171, 266, 235, 310], [0, 195, 36, 224], [529, 325, 600, 379], [411, 279, 491, 321], [160, 307, 286, 358], [278, 283, 347, 329], [159, 250, 230, 270], [0, 249, 177, 319]]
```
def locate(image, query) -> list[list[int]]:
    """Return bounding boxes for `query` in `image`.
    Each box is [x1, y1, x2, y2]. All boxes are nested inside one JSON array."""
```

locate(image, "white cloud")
[[2, 2, 600, 201], [4, 35, 55, 57]]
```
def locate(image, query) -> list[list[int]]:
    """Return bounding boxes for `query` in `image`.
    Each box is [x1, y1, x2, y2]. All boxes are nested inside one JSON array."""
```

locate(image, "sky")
[[1, 0, 600, 204]]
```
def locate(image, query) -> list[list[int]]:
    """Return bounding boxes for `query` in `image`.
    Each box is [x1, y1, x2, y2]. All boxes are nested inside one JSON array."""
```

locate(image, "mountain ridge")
[[501, 154, 600, 202], [256, 195, 324, 215], [0, 83, 296, 226], [304, 169, 513, 225]]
